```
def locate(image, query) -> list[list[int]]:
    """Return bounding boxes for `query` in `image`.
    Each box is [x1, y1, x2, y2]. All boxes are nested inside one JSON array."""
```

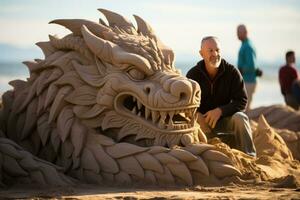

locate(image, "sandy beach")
[[1, 183, 300, 199]]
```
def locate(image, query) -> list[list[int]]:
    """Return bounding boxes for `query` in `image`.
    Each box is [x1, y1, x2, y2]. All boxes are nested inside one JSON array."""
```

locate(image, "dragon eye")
[[127, 68, 145, 80]]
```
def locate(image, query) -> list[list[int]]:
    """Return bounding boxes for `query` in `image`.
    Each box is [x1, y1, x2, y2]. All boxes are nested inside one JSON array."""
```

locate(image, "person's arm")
[[279, 68, 286, 95], [237, 48, 244, 74], [244, 47, 256, 72], [219, 69, 247, 116], [292, 67, 299, 80]]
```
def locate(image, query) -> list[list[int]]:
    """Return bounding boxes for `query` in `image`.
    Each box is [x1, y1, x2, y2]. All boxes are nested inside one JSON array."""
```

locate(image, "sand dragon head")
[[14, 9, 202, 148]]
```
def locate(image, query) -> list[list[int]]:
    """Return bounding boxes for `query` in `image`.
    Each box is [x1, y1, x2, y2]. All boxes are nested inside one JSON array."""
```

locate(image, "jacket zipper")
[[200, 64, 224, 96]]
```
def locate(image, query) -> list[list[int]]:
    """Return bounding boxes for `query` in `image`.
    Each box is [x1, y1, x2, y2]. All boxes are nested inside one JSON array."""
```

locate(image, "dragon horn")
[[98, 8, 136, 34], [133, 14, 155, 38], [50, 19, 111, 39], [81, 25, 152, 75], [134, 15, 175, 66]]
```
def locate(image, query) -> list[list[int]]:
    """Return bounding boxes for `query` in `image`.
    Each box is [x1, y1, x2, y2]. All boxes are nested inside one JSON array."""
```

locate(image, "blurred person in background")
[[237, 24, 261, 111], [279, 51, 300, 110]]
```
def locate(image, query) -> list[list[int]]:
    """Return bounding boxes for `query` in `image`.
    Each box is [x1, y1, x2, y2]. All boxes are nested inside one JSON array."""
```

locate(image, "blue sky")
[[1, 0, 300, 65]]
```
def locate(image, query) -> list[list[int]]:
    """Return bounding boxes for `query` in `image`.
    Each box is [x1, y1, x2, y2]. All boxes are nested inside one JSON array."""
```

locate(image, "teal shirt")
[[237, 39, 257, 83]]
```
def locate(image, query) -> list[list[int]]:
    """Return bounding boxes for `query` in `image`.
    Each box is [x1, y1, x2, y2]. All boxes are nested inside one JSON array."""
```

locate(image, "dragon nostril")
[[144, 86, 151, 94], [180, 92, 187, 100], [146, 88, 150, 94], [170, 80, 192, 101]]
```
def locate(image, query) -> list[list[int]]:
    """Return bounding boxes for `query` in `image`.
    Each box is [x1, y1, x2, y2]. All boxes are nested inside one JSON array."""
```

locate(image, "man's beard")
[[209, 56, 221, 68]]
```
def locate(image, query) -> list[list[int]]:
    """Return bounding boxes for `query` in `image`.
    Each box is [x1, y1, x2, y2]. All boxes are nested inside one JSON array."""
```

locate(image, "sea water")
[[0, 62, 28, 92], [176, 61, 285, 108], [0, 61, 285, 108]]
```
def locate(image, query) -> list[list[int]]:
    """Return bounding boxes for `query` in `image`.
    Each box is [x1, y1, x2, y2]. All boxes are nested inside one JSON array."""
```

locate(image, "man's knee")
[[231, 112, 249, 125]]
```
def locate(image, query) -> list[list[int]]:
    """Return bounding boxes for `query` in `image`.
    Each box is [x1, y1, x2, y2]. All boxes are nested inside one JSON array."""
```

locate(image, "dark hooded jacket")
[[186, 59, 247, 117]]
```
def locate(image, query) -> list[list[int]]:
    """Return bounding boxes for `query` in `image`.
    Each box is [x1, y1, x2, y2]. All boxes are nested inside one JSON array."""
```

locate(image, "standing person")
[[186, 36, 256, 157], [237, 24, 258, 111], [279, 51, 300, 110]]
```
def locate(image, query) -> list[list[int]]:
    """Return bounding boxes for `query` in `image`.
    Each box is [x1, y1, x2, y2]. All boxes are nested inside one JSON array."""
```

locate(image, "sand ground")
[[1, 184, 300, 200]]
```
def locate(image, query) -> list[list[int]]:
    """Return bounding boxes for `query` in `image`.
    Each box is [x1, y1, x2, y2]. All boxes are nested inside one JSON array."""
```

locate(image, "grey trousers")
[[211, 112, 256, 157]]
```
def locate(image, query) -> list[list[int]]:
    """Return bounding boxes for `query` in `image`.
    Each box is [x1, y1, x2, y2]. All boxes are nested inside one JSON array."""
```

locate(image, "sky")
[[1, 0, 300, 66], [1, 0, 300, 107]]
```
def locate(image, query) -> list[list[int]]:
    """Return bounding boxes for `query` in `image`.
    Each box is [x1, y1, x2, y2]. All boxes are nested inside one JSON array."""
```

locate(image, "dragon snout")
[[169, 78, 200, 104]]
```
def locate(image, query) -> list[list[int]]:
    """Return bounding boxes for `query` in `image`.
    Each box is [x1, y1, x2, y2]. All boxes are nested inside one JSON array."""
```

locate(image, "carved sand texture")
[[0, 137, 74, 186], [248, 105, 300, 131]]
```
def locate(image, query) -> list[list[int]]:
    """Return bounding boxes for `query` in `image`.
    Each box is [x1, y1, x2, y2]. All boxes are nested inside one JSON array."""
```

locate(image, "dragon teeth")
[[132, 107, 137, 114], [160, 111, 167, 121], [169, 111, 174, 120], [137, 101, 142, 110], [145, 107, 150, 120], [193, 108, 197, 115], [168, 115, 174, 126], [187, 109, 192, 118], [181, 112, 186, 117], [128, 95, 197, 130], [192, 113, 198, 126], [152, 111, 159, 123], [158, 118, 165, 129]]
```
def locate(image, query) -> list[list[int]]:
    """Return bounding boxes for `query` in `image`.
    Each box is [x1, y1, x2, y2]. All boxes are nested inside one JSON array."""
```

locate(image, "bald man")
[[187, 36, 256, 157], [237, 24, 258, 111]]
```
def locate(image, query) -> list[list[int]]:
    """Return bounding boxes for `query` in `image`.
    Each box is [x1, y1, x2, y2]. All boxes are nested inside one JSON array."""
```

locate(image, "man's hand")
[[203, 108, 222, 128]]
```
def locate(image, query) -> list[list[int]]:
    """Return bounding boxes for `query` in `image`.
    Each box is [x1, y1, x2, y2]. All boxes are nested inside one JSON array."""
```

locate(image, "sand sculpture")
[[248, 105, 300, 132], [0, 9, 242, 186], [0, 9, 299, 188]]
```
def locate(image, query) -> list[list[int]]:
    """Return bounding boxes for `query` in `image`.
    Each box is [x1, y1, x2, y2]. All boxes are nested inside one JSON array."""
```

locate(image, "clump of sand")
[[208, 114, 300, 188]]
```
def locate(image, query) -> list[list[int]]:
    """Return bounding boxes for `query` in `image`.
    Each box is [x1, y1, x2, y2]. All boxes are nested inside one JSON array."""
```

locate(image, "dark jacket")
[[186, 59, 247, 117]]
